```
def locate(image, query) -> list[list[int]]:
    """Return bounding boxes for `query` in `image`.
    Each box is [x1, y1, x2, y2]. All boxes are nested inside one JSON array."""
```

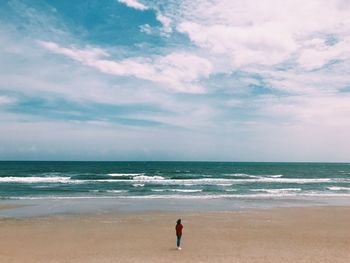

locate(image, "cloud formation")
[[174, 0, 350, 69], [0, 96, 16, 105], [40, 41, 213, 93], [1, 0, 350, 161], [118, 0, 148, 10], [298, 37, 350, 70]]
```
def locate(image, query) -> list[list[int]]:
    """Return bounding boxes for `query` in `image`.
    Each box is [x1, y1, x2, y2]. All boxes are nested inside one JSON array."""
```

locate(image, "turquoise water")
[[1, 161, 350, 200]]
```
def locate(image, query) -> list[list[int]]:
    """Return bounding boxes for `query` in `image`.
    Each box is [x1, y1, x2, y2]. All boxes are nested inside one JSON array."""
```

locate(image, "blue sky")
[[1, 0, 350, 161]]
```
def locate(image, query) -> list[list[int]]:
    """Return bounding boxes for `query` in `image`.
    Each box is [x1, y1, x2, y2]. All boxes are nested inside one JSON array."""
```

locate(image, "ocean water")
[[1, 161, 350, 200]]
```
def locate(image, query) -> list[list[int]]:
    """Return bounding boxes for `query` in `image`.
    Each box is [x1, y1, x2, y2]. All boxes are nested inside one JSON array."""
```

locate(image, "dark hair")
[[177, 219, 181, 224]]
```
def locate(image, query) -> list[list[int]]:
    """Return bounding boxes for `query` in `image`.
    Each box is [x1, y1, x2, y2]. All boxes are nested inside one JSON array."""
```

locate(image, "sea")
[[1, 161, 350, 217]]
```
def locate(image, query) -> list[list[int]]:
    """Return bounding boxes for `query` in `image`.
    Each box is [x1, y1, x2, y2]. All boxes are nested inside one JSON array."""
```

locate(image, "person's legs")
[[177, 235, 181, 248]]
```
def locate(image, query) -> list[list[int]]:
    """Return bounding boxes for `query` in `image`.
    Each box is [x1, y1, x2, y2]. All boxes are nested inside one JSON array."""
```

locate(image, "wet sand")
[[1, 206, 349, 263], [0, 204, 22, 211]]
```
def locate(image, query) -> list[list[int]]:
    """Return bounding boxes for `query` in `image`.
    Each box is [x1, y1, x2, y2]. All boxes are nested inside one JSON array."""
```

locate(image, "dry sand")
[[1, 206, 349, 263]]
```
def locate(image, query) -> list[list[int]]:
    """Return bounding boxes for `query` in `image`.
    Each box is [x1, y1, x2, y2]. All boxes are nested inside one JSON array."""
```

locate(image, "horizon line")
[[0, 160, 349, 164]]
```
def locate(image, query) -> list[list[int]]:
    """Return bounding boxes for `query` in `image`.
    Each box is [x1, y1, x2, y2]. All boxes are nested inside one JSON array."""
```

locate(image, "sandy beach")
[[0, 205, 21, 211], [1, 206, 349, 263]]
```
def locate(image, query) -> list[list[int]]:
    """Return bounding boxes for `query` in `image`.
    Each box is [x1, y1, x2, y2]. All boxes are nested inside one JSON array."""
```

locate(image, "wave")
[[6, 192, 350, 201], [117, 192, 350, 199], [8, 196, 117, 200], [132, 184, 145, 187], [106, 190, 129, 193], [0, 176, 73, 183], [224, 173, 261, 178], [108, 173, 143, 177], [170, 189, 203, 193], [327, 187, 350, 191], [151, 189, 202, 193], [89, 190, 128, 193], [250, 188, 302, 194], [224, 174, 283, 179], [113, 177, 343, 184], [1, 176, 349, 185], [133, 175, 165, 180]]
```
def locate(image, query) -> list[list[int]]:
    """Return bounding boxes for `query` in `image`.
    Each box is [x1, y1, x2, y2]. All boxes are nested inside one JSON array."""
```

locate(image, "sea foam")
[[0, 176, 73, 183], [250, 188, 302, 194], [112, 177, 342, 185], [133, 175, 165, 180], [327, 187, 350, 191], [108, 173, 143, 177]]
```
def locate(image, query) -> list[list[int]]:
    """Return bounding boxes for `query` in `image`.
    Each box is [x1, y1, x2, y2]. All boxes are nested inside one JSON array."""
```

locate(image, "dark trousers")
[[177, 235, 182, 247]]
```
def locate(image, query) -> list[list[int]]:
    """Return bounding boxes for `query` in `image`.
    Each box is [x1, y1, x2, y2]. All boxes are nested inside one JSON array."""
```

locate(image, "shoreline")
[[0, 204, 23, 211], [1, 195, 350, 219], [1, 206, 349, 262]]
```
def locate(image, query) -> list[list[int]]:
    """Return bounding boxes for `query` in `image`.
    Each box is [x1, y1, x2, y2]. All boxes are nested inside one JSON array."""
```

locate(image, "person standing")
[[175, 219, 183, 250]]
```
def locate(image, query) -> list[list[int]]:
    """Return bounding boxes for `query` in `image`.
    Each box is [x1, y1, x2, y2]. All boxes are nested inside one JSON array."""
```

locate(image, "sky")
[[0, 0, 350, 161]]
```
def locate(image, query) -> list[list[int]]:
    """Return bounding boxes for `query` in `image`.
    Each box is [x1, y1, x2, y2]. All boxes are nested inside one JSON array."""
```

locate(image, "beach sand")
[[1, 206, 349, 263], [0, 204, 22, 211]]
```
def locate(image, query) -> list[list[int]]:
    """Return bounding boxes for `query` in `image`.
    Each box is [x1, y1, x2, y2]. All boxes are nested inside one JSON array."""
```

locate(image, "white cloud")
[[251, 60, 350, 96], [1, 32, 220, 132], [39, 41, 108, 61], [178, 22, 297, 66], [298, 37, 350, 70], [117, 0, 148, 11], [160, 0, 350, 98], [2, 0, 350, 161], [156, 13, 172, 33], [40, 41, 213, 93], [139, 24, 153, 34], [0, 96, 15, 105], [262, 94, 350, 127], [169, 0, 350, 69], [139, 13, 172, 36]]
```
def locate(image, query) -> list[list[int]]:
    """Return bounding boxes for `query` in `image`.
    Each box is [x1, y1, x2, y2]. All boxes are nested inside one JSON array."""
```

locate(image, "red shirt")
[[176, 223, 183, 236]]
